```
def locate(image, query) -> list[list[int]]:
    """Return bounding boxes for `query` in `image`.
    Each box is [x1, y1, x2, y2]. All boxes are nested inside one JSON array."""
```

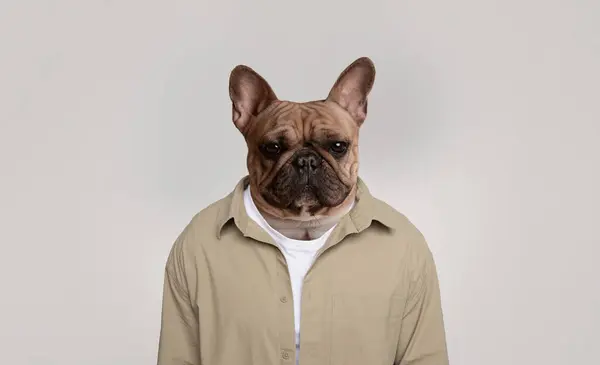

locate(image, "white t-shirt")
[[243, 187, 335, 363]]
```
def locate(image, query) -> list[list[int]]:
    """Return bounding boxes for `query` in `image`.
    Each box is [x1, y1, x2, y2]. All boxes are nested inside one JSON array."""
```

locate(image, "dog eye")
[[329, 141, 349, 155], [260, 142, 282, 157]]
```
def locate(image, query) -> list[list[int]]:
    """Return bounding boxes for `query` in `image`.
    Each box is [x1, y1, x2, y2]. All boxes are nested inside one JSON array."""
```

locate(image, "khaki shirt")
[[158, 177, 449, 365]]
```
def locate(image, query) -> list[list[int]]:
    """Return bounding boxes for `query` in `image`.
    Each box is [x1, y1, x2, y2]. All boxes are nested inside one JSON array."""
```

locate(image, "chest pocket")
[[329, 293, 404, 365]]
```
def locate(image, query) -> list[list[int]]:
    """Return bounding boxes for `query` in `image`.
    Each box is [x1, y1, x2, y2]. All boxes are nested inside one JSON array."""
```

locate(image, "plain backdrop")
[[1, 1, 599, 364]]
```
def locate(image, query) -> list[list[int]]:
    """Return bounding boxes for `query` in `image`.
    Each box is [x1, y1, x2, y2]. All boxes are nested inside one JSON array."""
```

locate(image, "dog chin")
[[263, 183, 349, 214], [291, 189, 322, 212]]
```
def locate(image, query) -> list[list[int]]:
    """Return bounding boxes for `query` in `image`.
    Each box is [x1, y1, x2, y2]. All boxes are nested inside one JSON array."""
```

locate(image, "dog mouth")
[[263, 179, 349, 214], [301, 184, 314, 193], [263, 181, 317, 207]]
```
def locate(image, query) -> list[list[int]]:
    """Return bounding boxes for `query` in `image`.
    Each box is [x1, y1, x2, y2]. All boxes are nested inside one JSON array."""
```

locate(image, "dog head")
[[228, 57, 375, 220]]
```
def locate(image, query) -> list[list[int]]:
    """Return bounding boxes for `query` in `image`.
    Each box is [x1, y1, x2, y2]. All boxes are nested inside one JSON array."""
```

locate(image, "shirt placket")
[[275, 249, 296, 365], [297, 217, 357, 365], [297, 262, 331, 365]]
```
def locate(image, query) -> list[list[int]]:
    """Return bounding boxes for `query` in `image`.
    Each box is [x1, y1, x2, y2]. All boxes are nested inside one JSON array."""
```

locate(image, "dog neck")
[[250, 189, 356, 241]]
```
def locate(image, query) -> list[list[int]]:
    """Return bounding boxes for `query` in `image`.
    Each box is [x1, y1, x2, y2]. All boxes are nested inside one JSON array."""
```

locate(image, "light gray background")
[[1, 1, 599, 364]]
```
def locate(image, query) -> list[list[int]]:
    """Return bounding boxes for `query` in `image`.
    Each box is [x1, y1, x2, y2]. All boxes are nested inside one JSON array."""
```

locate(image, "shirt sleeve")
[[157, 235, 201, 365], [395, 247, 449, 365]]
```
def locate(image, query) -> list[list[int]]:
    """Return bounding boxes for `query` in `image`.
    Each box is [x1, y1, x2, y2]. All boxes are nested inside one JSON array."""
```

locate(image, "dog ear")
[[229, 65, 278, 134], [326, 57, 376, 126]]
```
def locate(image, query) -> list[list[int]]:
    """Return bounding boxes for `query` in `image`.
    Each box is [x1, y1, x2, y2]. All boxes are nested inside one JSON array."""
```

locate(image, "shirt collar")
[[216, 176, 399, 240]]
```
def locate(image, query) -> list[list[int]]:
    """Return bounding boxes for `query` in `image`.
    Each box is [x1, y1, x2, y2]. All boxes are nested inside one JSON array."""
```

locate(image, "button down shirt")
[[157, 177, 449, 365]]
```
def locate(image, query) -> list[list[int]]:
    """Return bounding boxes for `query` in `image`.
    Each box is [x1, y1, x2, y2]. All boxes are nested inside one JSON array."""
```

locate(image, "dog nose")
[[294, 151, 321, 172]]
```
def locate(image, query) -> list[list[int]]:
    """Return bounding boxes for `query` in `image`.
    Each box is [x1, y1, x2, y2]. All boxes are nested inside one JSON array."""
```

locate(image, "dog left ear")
[[229, 65, 278, 135], [326, 57, 376, 126]]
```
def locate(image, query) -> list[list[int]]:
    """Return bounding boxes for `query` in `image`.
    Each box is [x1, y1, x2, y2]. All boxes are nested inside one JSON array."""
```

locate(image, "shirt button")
[[281, 350, 290, 360], [280, 296, 288, 303]]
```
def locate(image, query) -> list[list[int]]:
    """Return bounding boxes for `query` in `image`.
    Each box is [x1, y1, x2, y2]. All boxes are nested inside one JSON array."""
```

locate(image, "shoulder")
[[371, 197, 426, 243], [370, 196, 436, 270], [187, 194, 232, 238], [166, 194, 232, 268]]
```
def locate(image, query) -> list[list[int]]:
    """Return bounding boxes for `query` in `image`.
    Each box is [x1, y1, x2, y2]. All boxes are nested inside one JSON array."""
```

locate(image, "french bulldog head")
[[229, 57, 376, 221]]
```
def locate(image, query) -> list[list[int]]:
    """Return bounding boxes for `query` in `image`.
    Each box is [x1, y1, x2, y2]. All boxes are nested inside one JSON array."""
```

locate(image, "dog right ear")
[[228, 65, 278, 134]]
